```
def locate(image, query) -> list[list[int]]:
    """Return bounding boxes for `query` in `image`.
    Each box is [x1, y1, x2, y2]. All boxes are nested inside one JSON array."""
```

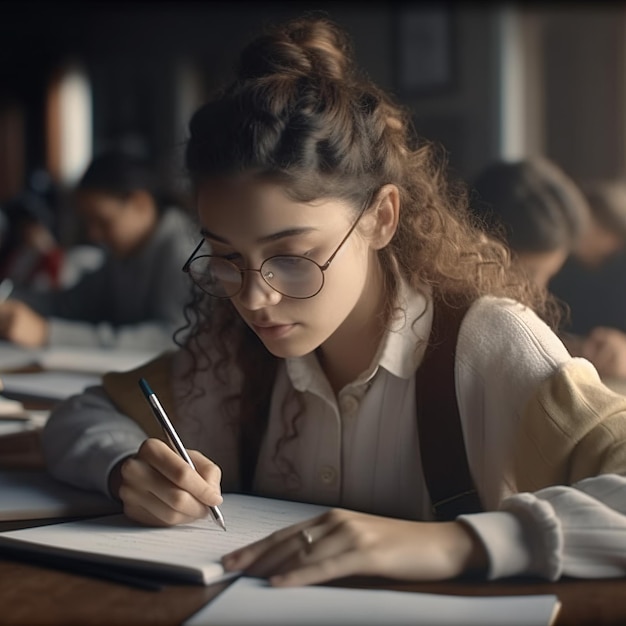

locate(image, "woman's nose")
[[236, 269, 282, 310]]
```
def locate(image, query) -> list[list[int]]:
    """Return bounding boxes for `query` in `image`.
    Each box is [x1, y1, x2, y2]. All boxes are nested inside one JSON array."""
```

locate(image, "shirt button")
[[340, 394, 359, 415], [319, 465, 337, 485]]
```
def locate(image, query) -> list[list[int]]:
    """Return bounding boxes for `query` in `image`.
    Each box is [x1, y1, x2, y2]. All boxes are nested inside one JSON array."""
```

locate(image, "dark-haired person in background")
[[470, 157, 589, 291], [0, 190, 64, 292], [0, 150, 194, 350], [551, 179, 626, 380]]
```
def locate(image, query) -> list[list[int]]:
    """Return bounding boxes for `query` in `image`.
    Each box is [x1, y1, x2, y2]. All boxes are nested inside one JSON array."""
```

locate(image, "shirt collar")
[[377, 280, 431, 378], [286, 281, 433, 393]]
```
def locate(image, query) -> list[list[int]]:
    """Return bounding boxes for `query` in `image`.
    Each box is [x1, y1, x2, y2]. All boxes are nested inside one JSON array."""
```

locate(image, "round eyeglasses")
[[182, 194, 373, 300]]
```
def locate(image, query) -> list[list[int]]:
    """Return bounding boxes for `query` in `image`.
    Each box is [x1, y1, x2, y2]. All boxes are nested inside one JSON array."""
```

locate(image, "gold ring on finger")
[[299, 528, 314, 553]]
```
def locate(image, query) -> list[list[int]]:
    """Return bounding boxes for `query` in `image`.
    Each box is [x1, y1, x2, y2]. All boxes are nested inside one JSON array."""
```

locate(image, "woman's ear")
[[367, 184, 400, 250]]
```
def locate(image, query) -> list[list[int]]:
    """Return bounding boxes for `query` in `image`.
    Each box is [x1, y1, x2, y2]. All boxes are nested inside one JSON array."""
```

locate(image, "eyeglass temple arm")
[[319, 191, 375, 271], [182, 239, 206, 272]]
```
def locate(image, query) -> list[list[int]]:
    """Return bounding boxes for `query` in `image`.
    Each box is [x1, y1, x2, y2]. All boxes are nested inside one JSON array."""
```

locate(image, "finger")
[[270, 549, 366, 587], [244, 527, 319, 578], [120, 457, 210, 521], [121, 488, 201, 527], [188, 449, 224, 501], [137, 438, 222, 506], [266, 518, 365, 581], [222, 518, 319, 571], [234, 515, 347, 579]]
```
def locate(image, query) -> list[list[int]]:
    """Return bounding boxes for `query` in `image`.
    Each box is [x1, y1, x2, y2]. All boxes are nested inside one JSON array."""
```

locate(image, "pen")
[[0, 278, 13, 303], [138, 377, 227, 531]]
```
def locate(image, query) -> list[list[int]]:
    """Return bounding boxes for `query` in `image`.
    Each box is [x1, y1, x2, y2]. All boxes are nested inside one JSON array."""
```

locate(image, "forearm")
[[439, 520, 488, 579], [41, 385, 146, 497], [460, 474, 626, 581]]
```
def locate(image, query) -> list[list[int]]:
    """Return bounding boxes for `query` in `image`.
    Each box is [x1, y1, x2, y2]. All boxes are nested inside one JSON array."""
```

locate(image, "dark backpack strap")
[[415, 297, 483, 521], [239, 381, 274, 494]]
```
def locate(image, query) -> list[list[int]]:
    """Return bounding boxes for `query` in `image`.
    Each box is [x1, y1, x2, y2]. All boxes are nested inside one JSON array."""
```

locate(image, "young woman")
[[42, 16, 626, 587], [0, 150, 194, 350]]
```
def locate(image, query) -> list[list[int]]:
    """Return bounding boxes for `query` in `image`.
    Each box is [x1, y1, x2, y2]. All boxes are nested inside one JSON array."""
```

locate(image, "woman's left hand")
[[221, 508, 487, 587]]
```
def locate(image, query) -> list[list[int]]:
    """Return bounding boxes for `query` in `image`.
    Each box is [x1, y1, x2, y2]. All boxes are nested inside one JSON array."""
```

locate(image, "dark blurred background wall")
[[1, 0, 625, 233]]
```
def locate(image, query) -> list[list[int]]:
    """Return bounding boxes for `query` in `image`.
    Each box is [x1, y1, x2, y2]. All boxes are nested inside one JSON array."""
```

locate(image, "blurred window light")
[[174, 59, 205, 138], [497, 5, 526, 160], [47, 61, 93, 185]]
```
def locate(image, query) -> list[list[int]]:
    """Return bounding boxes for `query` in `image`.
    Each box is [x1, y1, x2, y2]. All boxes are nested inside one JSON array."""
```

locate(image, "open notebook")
[[0, 494, 326, 584]]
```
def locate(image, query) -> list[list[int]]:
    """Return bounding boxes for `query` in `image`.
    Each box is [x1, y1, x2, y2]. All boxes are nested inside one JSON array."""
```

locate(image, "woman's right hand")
[[109, 438, 223, 526]]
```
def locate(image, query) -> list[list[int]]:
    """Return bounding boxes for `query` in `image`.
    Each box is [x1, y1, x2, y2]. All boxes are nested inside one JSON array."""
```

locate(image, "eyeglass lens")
[[186, 255, 325, 299]]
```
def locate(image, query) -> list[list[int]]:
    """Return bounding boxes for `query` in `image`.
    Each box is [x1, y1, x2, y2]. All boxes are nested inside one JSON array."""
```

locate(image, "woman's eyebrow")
[[200, 226, 319, 244]]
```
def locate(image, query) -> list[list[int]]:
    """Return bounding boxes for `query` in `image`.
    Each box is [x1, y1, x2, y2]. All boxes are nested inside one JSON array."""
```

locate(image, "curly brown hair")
[[177, 15, 556, 491]]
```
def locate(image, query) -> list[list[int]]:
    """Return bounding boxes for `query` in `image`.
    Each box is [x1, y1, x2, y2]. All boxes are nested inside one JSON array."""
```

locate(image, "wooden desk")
[[0, 555, 625, 626], [1, 421, 625, 624], [0, 558, 229, 626], [0, 429, 45, 469]]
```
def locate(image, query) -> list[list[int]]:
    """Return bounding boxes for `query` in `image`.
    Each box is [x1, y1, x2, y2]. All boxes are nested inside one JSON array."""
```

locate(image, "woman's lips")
[[251, 322, 296, 340]]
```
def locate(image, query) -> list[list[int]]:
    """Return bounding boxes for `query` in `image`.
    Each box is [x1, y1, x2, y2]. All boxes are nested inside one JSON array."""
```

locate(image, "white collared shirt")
[[251, 285, 570, 519], [42, 286, 626, 581]]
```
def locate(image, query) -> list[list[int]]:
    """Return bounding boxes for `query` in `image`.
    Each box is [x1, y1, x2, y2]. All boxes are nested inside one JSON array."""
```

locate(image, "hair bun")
[[237, 17, 353, 83]]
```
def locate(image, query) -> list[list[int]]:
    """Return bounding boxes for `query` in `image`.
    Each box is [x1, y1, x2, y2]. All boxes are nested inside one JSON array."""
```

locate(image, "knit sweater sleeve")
[[455, 298, 626, 580]]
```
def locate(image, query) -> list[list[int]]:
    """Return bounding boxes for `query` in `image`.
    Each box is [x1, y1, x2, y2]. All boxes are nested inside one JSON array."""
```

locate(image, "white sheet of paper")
[[0, 494, 327, 583], [37, 347, 160, 374], [0, 469, 121, 521], [0, 419, 38, 436], [0, 394, 26, 417], [184, 576, 562, 626], [0, 410, 51, 436], [0, 371, 100, 401], [0, 341, 41, 371], [0, 340, 159, 376]]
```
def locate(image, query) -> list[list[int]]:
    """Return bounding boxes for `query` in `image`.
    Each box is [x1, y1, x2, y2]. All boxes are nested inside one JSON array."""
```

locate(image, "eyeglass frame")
[[181, 190, 376, 300]]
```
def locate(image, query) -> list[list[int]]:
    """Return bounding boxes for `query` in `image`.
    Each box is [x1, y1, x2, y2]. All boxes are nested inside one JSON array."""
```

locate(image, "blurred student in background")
[[470, 157, 589, 291], [0, 149, 194, 350], [0, 190, 64, 292], [551, 179, 626, 380]]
